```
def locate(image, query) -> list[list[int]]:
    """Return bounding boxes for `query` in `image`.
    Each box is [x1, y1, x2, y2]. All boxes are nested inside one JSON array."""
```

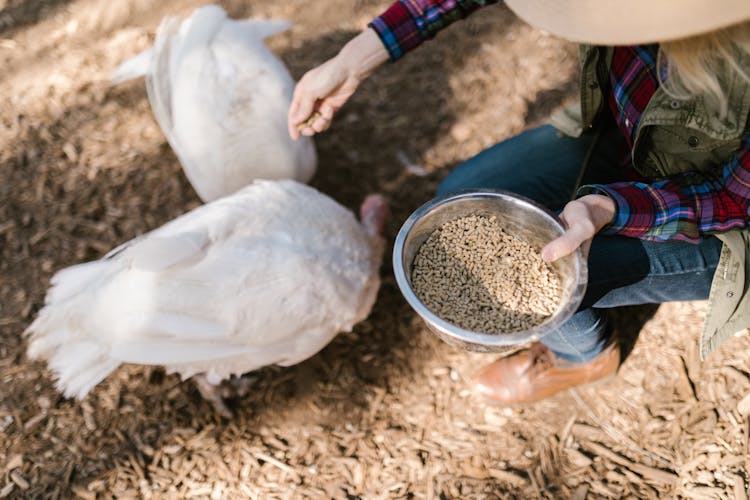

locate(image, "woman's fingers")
[[541, 194, 616, 262], [295, 107, 333, 136], [319, 103, 335, 120], [288, 86, 316, 140], [311, 114, 330, 133], [288, 58, 345, 139], [290, 93, 347, 137], [288, 66, 328, 138], [541, 217, 595, 262], [541, 200, 596, 262]]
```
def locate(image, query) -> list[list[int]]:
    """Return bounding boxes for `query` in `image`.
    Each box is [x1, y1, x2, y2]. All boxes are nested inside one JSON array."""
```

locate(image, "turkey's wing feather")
[[111, 340, 248, 365], [123, 232, 209, 272]]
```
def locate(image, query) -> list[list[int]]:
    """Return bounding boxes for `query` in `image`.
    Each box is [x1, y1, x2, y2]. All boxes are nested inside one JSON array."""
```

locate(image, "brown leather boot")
[[473, 341, 620, 404]]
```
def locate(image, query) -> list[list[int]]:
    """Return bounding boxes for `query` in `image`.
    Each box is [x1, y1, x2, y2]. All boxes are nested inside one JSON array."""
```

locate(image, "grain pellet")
[[296, 111, 323, 131], [411, 214, 562, 334]]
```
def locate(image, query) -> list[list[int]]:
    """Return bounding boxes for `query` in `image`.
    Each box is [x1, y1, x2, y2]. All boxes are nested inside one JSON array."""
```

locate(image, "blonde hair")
[[658, 21, 750, 118]]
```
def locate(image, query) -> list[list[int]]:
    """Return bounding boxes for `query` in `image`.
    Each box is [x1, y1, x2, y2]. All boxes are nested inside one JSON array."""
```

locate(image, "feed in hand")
[[296, 111, 323, 131]]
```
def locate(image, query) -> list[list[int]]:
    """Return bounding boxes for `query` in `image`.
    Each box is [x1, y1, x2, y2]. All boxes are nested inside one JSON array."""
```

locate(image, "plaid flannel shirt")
[[369, 0, 500, 60], [371, 2, 750, 242]]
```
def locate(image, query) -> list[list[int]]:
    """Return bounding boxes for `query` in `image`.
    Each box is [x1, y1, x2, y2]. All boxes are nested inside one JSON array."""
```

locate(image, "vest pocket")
[[637, 125, 742, 178]]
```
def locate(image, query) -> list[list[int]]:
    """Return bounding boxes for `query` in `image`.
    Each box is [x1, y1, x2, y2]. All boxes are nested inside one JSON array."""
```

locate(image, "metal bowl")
[[393, 189, 588, 353]]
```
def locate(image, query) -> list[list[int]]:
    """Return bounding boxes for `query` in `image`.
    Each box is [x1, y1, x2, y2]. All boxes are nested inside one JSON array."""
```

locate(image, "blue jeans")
[[437, 125, 722, 363]]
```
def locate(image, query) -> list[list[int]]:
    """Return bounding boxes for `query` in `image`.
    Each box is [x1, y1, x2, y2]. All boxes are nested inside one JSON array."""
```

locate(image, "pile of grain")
[[411, 214, 562, 334]]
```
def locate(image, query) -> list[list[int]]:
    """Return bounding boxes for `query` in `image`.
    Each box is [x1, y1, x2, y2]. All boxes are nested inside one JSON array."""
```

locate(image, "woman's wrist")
[[337, 28, 390, 81]]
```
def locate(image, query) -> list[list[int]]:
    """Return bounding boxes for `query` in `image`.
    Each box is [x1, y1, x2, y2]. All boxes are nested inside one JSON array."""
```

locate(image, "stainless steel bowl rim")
[[392, 189, 588, 348]]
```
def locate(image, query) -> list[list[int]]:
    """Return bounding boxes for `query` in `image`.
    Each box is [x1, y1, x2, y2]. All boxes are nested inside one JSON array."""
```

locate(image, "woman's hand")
[[541, 194, 616, 262], [288, 28, 389, 140]]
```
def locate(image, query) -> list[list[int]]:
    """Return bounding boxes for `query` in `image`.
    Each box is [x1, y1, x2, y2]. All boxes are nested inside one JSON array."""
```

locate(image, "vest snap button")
[[727, 291, 735, 298], [588, 81, 599, 90], [670, 100, 681, 109], [688, 136, 700, 147]]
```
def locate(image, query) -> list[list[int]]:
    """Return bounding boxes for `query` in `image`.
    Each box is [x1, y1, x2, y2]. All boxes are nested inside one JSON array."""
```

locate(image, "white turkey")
[[26, 180, 388, 417], [113, 4, 317, 202]]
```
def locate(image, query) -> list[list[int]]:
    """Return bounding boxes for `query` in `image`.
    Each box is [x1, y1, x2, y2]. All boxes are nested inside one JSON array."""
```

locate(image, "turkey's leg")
[[193, 374, 257, 418]]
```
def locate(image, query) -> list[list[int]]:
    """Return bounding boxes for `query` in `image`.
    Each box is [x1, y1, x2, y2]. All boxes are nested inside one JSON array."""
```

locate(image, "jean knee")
[[436, 171, 465, 196]]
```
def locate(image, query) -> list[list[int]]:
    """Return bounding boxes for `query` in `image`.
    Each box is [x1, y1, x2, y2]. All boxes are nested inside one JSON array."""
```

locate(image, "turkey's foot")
[[193, 374, 257, 418]]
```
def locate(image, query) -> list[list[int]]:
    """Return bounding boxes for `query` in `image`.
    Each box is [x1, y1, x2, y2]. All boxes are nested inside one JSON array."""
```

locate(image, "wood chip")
[[559, 414, 577, 445], [23, 413, 45, 431], [683, 486, 728, 499], [0, 483, 14, 499], [731, 474, 748, 500], [9, 471, 28, 490], [580, 441, 678, 486], [251, 452, 299, 479], [590, 480, 618, 498], [737, 393, 750, 416], [4, 454, 23, 472], [486, 469, 527, 488], [569, 484, 589, 500], [162, 445, 182, 455], [571, 423, 606, 441], [62, 142, 78, 162], [565, 447, 593, 468]]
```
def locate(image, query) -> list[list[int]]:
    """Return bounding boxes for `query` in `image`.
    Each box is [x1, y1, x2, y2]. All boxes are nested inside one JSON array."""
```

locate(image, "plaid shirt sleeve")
[[578, 132, 750, 243], [369, 0, 500, 60]]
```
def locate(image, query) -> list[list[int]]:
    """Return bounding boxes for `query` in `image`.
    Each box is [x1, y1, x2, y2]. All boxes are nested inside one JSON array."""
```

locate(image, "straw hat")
[[504, 0, 750, 45]]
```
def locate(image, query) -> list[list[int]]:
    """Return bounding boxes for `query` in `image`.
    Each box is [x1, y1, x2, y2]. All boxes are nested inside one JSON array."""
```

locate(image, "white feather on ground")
[[113, 4, 317, 202], [26, 180, 386, 403]]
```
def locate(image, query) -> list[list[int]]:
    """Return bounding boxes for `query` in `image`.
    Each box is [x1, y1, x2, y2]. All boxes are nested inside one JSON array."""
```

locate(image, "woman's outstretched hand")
[[541, 194, 616, 262], [288, 28, 390, 140]]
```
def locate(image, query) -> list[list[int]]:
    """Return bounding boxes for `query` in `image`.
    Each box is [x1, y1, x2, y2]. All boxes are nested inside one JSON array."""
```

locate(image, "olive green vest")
[[550, 45, 750, 359]]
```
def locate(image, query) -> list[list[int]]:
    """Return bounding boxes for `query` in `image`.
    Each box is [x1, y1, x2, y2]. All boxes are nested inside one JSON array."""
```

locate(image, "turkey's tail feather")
[[33, 337, 120, 400], [110, 4, 226, 85], [143, 7, 226, 174], [25, 261, 121, 400], [231, 18, 292, 41], [172, 5, 227, 57], [111, 47, 153, 84]]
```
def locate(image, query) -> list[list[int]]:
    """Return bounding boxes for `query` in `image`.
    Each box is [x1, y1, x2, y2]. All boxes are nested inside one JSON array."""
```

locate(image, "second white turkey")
[[26, 180, 388, 417], [113, 5, 317, 202]]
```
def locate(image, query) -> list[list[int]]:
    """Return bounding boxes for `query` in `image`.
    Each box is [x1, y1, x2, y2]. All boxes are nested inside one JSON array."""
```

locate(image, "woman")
[[287, 0, 750, 404]]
